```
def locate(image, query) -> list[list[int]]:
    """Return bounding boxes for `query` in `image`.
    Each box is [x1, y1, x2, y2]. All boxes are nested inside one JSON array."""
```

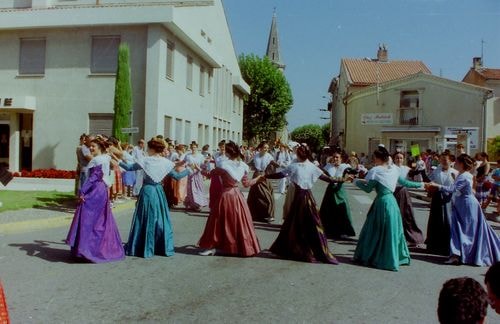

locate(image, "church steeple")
[[266, 9, 285, 71]]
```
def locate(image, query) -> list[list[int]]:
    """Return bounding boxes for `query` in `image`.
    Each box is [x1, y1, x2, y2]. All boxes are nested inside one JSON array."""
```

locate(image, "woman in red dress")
[[198, 141, 262, 257], [0, 281, 9, 324]]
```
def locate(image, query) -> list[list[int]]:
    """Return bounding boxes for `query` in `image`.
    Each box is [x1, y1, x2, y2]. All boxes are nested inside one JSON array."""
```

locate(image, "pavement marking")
[[0, 200, 136, 235], [352, 195, 373, 205]]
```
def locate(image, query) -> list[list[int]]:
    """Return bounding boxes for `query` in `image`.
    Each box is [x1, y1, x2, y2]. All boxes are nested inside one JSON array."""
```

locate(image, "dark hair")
[[456, 154, 474, 171], [256, 140, 268, 151], [296, 144, 312, 161], [485, 261, 500, 298], [218, 140, 226, 147], [393, 151, 405, 159], [438, 277, 488, 324], [225, 141, 243, 160], [147, 137, 166, 153], [373, 146, 390, 162], [190, 141, 198, 148], [91, 137, 110, 152], [479, 152, 489, 161], [440, 152, 451, 159], [156, 134, 164, 139], [202, 144, 209, 151]]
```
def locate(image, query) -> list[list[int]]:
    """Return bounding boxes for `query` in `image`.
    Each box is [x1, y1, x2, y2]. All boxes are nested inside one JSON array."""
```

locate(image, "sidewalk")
[[1, 177, 75, 192]]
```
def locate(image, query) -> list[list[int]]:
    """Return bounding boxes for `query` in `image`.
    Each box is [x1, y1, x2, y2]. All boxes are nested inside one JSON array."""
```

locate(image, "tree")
[[290, 124, 325, 152], [112, 43, 132, 142], [487, 135, 500, 161], [238, 54, 293, 144], [321, 123, 331, 146]]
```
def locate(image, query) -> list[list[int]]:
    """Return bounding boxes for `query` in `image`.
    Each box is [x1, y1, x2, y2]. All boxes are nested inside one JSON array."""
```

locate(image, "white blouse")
[[430, 166, 459, 187], [253, 152, 274, 172], [324, 163, 350, 178], [364, 165, 400, 192], [219, 159, 249, 182], [282, 160, 324, 190], [139, 156, 175, 183], [86, 154, 112, 187]]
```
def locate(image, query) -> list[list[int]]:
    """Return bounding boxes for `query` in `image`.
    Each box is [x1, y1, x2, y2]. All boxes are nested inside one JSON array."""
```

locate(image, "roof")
[[348, 72, 493, 103], [474, 68, 500, 80], [342, 59, 431, 86]]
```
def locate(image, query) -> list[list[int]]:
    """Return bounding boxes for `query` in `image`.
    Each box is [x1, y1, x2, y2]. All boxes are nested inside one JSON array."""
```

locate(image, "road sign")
[[121, 127, 139, 134]]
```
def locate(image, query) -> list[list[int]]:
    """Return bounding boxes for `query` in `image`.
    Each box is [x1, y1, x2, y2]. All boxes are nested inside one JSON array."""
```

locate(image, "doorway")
[[0, 124, 9, 168], [20, 113, 33, 171]]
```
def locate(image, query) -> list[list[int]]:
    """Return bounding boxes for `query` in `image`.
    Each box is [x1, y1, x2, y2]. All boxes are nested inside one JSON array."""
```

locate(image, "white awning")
[[0, 96, 36, 113], [380, 126, 440, 133]]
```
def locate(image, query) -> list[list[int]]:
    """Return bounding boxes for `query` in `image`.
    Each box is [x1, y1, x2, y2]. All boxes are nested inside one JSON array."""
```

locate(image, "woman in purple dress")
[[66, 137, 125, 263], [184, 141, 209, 211], [429, 154, 500, 266]]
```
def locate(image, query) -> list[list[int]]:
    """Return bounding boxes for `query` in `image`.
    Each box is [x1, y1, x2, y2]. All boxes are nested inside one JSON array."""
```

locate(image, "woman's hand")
[[78, 195, 85, 204]]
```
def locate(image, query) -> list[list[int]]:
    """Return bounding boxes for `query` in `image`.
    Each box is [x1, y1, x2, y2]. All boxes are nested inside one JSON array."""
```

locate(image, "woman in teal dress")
[[353, 146, 424, 271], [118, 137, 189, 258]]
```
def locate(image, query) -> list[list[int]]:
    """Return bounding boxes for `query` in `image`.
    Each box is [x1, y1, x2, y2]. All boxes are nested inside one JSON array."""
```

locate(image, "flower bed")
[[13, 169, 76, 179]]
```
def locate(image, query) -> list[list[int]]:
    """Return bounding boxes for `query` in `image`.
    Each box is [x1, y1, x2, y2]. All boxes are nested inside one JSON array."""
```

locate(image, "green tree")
[[487, 135, 500, 161], [321, 123, 331, 146], [112, 43, 132, 142], [290, 124, 325, 152], [238, 54, 293, 144]]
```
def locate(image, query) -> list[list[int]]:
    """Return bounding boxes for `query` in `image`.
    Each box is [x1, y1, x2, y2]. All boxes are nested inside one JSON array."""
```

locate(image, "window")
[[199, 66, 205, 96], [186, 56, 193, 90], [19, 38, 46, 75], [89, 113, 113, 136], [164, 116, 172, 139], [399, 90, 420, 125], [207, 69, 213, 94], [166, 41, 174, 80], [185, 120, 191, 143], [91, 36, 120, 74]]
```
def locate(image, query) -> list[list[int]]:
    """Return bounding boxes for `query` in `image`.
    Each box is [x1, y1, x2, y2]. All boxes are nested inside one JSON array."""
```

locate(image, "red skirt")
[[0, 282, 9, 324], [199, 186, 260, 257]]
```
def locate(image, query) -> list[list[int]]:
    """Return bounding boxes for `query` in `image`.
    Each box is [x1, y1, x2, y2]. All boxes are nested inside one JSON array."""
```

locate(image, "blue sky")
[[223, 0, 500, 130]]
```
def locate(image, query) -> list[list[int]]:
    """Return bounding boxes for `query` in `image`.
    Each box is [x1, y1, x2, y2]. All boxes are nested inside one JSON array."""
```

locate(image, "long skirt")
[[184, 171, 208, 210], [425, 191, 453, 255], [126, 183, 175, 258], [282, 184, 295, 221], [247, 171, 275, 222], [270, 185, 338, 264], [319, 183, 355, 238], [0, 281, 9, 324], [122, 170, 136, 187], [354, 191, 410, 271], [66, 180, 125, 263], [198, 186, 260, 256], [110, 168, 123, 196], [393, 186, 424, 245], [449, 194, 500, 266], [208, 175, 223, 211]]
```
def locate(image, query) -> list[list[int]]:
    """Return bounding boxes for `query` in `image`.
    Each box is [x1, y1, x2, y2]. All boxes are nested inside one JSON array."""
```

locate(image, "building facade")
[[328, 46, 431, 148], [462, 57, 500, 152], [341, 73, 492, 156], [0, 0, 249, 171]]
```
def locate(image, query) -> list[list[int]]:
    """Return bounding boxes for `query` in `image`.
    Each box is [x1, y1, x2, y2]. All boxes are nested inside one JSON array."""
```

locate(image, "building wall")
[[345, 77, 487, 156], [0, 25, 148, 170]]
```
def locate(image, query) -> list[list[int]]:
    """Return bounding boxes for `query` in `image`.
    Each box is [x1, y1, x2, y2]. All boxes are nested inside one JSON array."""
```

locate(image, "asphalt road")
[[1, 182, 499, 323]]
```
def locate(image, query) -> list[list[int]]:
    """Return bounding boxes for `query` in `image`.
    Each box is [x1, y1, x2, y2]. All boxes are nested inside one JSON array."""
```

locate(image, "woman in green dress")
[[353, 146, 423, 271]]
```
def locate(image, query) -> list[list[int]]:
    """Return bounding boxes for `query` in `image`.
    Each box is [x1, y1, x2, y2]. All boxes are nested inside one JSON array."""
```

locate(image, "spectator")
[[485, 262, 500, 315], [438, 277, 488, 324]]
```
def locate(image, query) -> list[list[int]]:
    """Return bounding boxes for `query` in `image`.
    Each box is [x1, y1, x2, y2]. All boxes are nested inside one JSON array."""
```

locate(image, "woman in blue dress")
[[428, 154, 500, 266], [118, 137, 189, 258], [353, 146, 423, 271]]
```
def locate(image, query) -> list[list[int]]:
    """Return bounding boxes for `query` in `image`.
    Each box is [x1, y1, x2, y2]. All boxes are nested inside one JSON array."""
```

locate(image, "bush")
[[13, 169, 76, 179]]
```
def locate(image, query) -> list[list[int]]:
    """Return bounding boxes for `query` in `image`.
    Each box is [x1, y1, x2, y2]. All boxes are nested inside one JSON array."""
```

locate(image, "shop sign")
[[0, 98, 13, 107], [361, 113, 393, 125], [445, 127, 479, 150]]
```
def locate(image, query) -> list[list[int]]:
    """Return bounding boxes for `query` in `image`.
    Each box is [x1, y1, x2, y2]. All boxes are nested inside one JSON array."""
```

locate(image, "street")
[[1, 182, 499, 323]]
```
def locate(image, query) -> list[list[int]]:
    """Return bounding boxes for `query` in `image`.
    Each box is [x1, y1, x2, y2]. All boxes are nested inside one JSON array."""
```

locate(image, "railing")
[[399, 107, 419, 125]]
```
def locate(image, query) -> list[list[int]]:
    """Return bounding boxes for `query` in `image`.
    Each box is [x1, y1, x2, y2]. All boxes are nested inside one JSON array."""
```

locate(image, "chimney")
[[377, 44, 388, 62], [472, 57, 483, 70]]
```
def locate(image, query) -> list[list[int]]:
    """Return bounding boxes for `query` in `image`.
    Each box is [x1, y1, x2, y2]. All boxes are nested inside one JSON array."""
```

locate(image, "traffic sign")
[[121, 127, 139, 134]]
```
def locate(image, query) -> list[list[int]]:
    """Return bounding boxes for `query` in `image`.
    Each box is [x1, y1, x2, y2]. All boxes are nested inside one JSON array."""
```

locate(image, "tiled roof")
[[475, 68, 500, 80], [342, 59, 431, 86]]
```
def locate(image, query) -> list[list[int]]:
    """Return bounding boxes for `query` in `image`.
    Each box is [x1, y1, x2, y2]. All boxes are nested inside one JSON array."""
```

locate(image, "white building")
[[0, 0, 249, 171]]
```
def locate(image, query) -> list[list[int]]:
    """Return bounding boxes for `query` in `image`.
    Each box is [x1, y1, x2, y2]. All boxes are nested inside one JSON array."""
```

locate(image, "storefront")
[[380, 127, 441, 155], [0, 96, 35, 171]]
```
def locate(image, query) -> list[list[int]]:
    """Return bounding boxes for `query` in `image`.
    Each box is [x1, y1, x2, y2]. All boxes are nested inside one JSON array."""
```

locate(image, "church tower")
[[265, 9, 285, 72]]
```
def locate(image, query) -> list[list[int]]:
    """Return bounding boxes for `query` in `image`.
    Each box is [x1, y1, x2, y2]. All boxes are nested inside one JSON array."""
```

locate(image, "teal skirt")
[[125, 183, 174, 258], [354, 191, 410, 271]]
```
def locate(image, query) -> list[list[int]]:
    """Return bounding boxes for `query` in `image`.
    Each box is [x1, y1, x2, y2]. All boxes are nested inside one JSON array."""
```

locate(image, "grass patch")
[[0, 191, 76, 212]]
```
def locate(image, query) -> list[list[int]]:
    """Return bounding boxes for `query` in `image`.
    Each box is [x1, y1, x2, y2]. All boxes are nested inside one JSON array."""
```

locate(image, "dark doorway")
[[20, 113, 33, 171], [0, 124, 9, 167]]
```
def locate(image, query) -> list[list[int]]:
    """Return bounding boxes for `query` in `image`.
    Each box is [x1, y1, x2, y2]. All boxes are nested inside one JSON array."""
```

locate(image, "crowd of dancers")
[[69, 134, 500, 273]]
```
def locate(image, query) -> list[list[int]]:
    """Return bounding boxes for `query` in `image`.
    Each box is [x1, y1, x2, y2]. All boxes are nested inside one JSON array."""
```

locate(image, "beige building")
[[340, 72, 492, 155], [462, 57, 500, 151], [328, 46, 431, 148], [0, 0, 249, 171]]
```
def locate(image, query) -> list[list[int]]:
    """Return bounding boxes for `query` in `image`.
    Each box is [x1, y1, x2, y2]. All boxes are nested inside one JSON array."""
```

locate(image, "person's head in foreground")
[[438, 277, 488, 324], [485, 262, 500, 315]]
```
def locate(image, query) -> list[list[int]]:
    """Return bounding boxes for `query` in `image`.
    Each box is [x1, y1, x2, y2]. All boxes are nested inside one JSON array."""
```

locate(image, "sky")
[[223, 0, 500, 131]]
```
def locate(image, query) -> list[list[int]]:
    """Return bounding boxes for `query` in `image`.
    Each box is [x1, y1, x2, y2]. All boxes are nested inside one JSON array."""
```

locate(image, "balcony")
[[399, 107, 419, 125]]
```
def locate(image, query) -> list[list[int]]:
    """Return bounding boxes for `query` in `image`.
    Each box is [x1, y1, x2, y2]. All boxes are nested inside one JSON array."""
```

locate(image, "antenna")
[[481, 39, 486, 63]]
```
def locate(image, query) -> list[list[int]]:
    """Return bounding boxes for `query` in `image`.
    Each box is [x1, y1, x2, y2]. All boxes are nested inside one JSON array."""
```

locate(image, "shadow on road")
[[34, 195, 77, 213], [253, 222, 282, 232], [9, 240, 83, 264]]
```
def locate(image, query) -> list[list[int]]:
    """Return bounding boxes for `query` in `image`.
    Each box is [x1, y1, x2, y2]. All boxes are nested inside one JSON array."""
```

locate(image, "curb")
[[0, 200, 136, 235]]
